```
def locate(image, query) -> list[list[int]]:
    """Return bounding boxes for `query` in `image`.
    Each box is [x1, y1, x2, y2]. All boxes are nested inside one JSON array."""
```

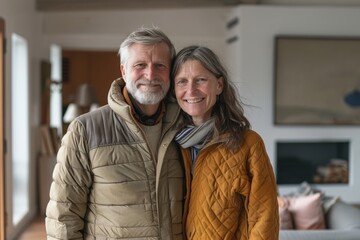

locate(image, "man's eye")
[[135, 63, 145, 68], [156, 64, 166, 69]]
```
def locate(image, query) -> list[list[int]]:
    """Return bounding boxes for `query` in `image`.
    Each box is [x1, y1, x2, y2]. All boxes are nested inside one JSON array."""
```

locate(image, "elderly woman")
[[172, 45, 279, 240]]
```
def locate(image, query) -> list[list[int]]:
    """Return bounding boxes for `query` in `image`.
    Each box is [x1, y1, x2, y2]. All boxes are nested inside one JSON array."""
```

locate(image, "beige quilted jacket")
[[182, 130, 279, 240], [46, 79, 185, 240]]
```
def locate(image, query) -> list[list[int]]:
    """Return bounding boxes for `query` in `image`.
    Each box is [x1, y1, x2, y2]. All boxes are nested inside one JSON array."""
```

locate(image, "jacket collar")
[[107, 78, 180, 130], [122, 87, 165, 126]]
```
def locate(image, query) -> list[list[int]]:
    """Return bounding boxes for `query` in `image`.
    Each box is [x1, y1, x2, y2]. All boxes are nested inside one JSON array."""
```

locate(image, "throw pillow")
[[278, 197, 294, 229], [288, 192, 326, 230]]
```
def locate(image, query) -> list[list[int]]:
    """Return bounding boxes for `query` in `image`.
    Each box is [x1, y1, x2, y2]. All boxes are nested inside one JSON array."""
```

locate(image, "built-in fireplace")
[[276, 141, 350, 185]]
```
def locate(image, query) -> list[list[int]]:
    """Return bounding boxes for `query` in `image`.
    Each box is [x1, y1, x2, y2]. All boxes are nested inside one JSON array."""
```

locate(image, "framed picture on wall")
[[274, 35, 360, 125]]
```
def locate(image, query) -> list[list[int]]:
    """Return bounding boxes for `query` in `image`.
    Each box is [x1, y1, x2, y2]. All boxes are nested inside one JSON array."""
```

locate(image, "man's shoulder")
[[77, 105, 113, 124], [74, 104, 141, 148]]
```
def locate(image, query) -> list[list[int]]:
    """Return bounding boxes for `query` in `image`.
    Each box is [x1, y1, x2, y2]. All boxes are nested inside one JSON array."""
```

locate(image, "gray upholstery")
[[326, 201, 360, 230], [280, 200, 360, 240], [280, 229, 360, 240]]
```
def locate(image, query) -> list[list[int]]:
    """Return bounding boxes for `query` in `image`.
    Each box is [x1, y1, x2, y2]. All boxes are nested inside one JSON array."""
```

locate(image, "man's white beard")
[[127, 79, 170, 105]]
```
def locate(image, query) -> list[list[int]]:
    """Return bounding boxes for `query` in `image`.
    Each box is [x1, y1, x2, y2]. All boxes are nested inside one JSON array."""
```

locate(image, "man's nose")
[[144, 66, 155, 80]]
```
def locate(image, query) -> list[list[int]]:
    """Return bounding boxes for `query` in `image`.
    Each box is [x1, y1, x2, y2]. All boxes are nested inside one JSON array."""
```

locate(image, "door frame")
[[0, 16, 6, 240]]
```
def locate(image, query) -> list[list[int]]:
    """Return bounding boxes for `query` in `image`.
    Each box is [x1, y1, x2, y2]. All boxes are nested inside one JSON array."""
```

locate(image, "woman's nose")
[[187, 82, 198, 93]]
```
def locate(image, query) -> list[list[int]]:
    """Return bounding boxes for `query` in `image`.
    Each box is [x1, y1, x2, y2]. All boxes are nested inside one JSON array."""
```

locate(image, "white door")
[[5, 33, 31, 240], [0, 16, 6, 240]]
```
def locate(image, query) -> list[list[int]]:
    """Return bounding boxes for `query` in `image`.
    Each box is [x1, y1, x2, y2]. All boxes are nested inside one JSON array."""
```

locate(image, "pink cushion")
[[287, 193, 326, 230]]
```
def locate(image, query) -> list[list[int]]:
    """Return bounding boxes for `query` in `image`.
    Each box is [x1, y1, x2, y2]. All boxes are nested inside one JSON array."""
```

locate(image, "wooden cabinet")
[[62, 50, 121, 107]]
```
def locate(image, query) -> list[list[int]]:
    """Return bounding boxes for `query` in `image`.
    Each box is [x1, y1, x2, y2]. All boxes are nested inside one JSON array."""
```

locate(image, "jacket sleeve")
[[246, 138, 279, 240], [45, 120, 93, 240]]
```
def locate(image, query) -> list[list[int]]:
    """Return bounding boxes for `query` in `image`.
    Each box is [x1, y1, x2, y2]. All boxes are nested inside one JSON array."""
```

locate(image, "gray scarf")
[[175, 118, 215, 173]]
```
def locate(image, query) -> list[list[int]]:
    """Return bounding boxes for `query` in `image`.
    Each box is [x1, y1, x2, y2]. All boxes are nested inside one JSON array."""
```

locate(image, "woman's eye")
[[196, 78, 207, 84], [176, 79, 186, 86]]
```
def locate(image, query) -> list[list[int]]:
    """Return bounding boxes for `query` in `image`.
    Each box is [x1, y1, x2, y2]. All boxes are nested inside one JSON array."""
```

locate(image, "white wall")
[[42, 5, 360, 203], [42, 7, 229, 61], [1, 2, 360, 237], [0, 5, 228, 238], [227, 5, 360, 203], [0, 0, 47, 237]]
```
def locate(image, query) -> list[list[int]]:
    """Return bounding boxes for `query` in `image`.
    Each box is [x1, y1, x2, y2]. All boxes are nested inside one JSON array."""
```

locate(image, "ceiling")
[[35, 0, 360, 11], [36, 0, 258, 11]]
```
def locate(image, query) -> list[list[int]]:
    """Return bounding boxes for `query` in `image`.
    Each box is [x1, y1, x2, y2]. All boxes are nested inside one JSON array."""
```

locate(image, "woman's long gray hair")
[[171, 45, 250, 150]]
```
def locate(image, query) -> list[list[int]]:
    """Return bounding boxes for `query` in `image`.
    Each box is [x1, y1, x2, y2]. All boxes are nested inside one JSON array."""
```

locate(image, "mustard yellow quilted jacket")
[[182, 130, 279, 240]]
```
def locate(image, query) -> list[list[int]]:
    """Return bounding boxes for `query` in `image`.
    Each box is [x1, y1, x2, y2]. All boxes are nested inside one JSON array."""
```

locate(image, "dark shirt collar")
[[123, 87, 165, 126]]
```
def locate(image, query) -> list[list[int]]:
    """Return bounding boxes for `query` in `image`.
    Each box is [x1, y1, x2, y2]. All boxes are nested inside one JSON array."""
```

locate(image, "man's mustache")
[[136, 79, 163, 86]]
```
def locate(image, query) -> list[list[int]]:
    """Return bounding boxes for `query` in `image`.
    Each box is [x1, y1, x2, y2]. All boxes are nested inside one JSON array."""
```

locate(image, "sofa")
[[280, 199, 360, 240], [278, 182, 360, 240]]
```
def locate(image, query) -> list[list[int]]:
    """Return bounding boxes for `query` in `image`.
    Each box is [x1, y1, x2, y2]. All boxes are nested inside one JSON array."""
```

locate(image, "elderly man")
[[46, 27, 184, 240]]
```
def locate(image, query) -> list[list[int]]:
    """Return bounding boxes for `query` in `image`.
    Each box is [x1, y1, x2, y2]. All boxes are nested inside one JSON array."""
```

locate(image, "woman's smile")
[[174, 60, 223, 126]]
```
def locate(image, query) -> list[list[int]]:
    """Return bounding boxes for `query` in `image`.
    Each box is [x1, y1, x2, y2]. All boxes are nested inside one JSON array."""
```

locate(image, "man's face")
[[121, 43, 171, 106]]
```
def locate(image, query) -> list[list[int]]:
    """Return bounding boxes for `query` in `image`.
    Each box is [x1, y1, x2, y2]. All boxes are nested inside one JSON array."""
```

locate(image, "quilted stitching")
[[184, 130, 279, 240]]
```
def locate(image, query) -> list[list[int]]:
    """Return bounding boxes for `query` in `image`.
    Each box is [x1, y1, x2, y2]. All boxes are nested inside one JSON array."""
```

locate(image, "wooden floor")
[[18, 216, 46, 240]]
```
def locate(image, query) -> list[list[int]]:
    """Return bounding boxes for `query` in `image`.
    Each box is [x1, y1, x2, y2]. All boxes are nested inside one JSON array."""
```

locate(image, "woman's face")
[[174, 60, 223, 126]]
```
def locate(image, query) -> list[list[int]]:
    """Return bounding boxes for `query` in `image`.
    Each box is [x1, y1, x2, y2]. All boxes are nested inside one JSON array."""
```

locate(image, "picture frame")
[[274, 35, 360, 125]]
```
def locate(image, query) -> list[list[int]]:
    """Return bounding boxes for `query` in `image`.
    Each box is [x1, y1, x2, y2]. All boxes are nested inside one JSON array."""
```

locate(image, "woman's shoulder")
[[242, 129, 265, 147], [243, 129, 262, 140]]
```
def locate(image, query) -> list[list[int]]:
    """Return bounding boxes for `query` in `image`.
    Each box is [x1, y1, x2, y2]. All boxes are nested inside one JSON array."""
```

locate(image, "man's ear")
[[120, 64, 126, 81]]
